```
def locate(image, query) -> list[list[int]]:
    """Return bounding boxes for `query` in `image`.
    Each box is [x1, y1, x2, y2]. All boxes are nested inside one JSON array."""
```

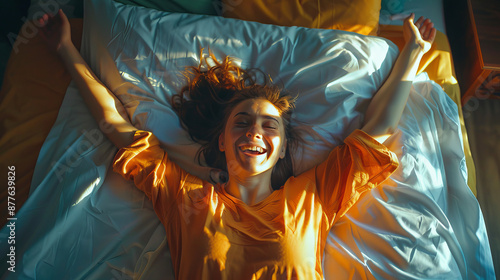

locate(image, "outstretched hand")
[[403, 13, 436, 54], [38, 9, 72, 53]]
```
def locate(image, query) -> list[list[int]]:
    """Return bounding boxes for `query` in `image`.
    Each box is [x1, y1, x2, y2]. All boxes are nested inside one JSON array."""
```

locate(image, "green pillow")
[[381, 0, 405, 14]]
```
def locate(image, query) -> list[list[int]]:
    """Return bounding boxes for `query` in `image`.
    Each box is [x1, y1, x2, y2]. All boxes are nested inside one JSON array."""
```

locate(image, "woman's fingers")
[[415, 16, 425, 28], [427, 28, 437, 43], [419, 19, 430, 33], [38, 11, 62, 26], [423, 24, 431, 38], [413, 16, 435, 42], [38, 14, 47, 27], [38, 13, 54, 29], [407, 13, 415, 22], [37, 11, 62, 47], [422, 22, 435, 41]]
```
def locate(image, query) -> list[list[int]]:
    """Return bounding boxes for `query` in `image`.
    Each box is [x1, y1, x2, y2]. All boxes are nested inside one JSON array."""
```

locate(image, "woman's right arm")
[[40, 10, 228, 183], [39, 9, 136, 149]]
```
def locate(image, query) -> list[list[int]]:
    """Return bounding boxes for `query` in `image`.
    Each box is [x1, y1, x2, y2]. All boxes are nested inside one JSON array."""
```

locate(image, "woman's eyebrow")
[[264, 116, 280, 124], [234, 112, 250, 117], [234, 112, 280, 123]]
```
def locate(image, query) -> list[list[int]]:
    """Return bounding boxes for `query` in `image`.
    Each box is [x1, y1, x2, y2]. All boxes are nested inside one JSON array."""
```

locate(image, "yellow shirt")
[[113, 129, 398, 279]]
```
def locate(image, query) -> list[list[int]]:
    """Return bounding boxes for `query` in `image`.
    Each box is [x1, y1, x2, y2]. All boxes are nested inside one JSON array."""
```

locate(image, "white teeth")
[[241, 145, 265, 153]]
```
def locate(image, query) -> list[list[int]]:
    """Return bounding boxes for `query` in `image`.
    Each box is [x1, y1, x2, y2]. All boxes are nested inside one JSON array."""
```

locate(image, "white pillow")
[[82, 0, 399, 174]]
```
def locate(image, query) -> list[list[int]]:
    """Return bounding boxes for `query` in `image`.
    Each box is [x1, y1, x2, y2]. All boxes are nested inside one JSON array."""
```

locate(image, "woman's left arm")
[[361, 14, 436, 143]]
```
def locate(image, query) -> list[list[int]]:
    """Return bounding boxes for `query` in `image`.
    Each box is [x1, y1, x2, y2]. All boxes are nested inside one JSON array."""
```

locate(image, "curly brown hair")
[[172, 51, 301, 189]]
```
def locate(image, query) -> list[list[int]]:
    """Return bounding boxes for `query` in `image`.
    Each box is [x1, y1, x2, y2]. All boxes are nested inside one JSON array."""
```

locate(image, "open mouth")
[[239, 145, 267, 155]]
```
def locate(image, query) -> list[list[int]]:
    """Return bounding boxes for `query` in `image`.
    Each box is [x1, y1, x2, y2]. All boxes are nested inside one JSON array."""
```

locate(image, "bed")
[[0, 0, 495, 278]]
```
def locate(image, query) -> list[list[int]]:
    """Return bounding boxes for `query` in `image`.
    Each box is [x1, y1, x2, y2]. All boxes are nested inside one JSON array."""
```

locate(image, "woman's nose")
[[246, 126, 262, 139]]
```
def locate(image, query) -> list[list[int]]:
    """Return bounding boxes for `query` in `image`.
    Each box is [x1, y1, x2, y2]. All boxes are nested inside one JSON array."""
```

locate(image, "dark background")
[[0, 0, 31, 90]]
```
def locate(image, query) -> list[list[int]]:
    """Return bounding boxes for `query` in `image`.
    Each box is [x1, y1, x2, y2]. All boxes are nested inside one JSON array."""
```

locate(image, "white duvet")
[[0, 0, 495, 279]]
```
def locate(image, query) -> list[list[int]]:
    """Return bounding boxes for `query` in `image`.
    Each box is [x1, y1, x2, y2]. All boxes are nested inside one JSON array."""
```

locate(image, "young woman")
[[39, 9, 436, 279]]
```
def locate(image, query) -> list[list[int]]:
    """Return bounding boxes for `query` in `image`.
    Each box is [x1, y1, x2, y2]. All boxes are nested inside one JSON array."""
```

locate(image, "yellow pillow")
[[222, 0, 381, 36]]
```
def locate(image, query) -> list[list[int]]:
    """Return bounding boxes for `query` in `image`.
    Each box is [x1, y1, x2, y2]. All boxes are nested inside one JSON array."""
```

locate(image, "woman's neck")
[[224, 173, 274, 206]]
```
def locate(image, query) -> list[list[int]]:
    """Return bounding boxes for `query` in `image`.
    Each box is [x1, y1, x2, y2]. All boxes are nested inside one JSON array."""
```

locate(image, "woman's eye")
[[264, 122, 278, 129]]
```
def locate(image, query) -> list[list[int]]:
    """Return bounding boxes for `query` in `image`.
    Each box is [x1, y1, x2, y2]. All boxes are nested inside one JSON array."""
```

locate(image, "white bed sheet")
[[0, 0, 494, 279]]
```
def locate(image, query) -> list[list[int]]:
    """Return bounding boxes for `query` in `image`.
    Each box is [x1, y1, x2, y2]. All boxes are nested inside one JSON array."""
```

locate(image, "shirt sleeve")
[[112, 130, 190, 222], [315, 129, 399, 226]]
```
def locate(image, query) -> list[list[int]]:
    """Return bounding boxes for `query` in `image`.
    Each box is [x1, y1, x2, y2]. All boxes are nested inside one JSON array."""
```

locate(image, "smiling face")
[[219, 98, 287, 179]]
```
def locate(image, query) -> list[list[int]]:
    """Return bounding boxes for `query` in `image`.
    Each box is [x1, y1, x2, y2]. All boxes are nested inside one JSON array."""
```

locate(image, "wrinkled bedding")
[[0, 0, 494, 278]]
